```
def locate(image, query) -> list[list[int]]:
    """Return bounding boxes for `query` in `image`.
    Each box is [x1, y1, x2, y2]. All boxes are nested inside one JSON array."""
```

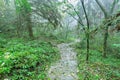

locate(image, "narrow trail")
[[48, 39, 80, 80]]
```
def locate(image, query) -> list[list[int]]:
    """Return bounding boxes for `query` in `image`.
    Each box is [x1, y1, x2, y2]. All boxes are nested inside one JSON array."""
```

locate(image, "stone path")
[[48, 39, 80, 80]]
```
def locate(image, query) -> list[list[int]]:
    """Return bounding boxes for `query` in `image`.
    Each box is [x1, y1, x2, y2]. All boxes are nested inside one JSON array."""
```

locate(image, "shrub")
[[0, 37, 59, 80]]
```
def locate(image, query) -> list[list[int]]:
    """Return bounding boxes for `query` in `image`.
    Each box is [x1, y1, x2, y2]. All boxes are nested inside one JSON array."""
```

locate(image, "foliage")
[[15, 0, 31, 13], [33, 23, 77, 43], [0, 0, 16, 32], [32, 0, 62, 29], [108, 33, 120, 58], [73, 32, 120, 80], [76, 49, 120, 80], [0, 34, 59, 80]]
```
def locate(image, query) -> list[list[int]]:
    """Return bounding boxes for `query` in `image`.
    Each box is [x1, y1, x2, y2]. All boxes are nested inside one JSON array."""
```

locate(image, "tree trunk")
[[86, 33, 89, 61], [103, 26, 109, 57], [16, 14, 22, 37], [26, 13, 34, 38], [81, 0, 90, 62]]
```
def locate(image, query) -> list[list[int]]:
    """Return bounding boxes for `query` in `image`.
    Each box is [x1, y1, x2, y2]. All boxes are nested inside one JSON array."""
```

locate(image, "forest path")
[[48, 39, 80, 80]]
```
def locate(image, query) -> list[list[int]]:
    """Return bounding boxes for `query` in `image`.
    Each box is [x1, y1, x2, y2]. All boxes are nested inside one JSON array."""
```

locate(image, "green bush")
[[0, 37, 59, 80]]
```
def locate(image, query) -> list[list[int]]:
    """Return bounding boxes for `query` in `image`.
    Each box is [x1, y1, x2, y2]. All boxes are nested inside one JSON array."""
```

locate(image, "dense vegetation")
[[0, 34, 59, 79], [0, 0, 120, 80], [73, 32, 120, 80]]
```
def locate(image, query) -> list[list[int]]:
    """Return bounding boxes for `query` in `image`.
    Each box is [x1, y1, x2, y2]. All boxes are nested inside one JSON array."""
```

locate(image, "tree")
[[0, 0, 16, 33], [95, 0, 119, 57], [0, 0, 5, 30], [80, 0, 90, 62], [31, 0, 62, 29], [15, 0, 34, 38]]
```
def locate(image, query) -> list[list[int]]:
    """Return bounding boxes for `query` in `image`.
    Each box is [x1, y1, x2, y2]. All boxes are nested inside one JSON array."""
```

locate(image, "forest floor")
[[48, 39, 80, 80]]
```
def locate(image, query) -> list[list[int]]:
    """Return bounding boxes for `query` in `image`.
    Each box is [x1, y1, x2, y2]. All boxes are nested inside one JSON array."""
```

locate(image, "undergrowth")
[[76, 49, 120, 80], [74, 33, 120, 80], [0, 34, 60, 80]]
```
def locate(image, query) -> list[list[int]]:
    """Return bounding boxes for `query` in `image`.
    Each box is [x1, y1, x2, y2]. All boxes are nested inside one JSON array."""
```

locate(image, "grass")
[[0, 34, 60, 80]]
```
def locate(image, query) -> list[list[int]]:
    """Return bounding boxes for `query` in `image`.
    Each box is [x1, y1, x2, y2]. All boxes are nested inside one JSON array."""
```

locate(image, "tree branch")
[[95, 0, 108, 18]]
